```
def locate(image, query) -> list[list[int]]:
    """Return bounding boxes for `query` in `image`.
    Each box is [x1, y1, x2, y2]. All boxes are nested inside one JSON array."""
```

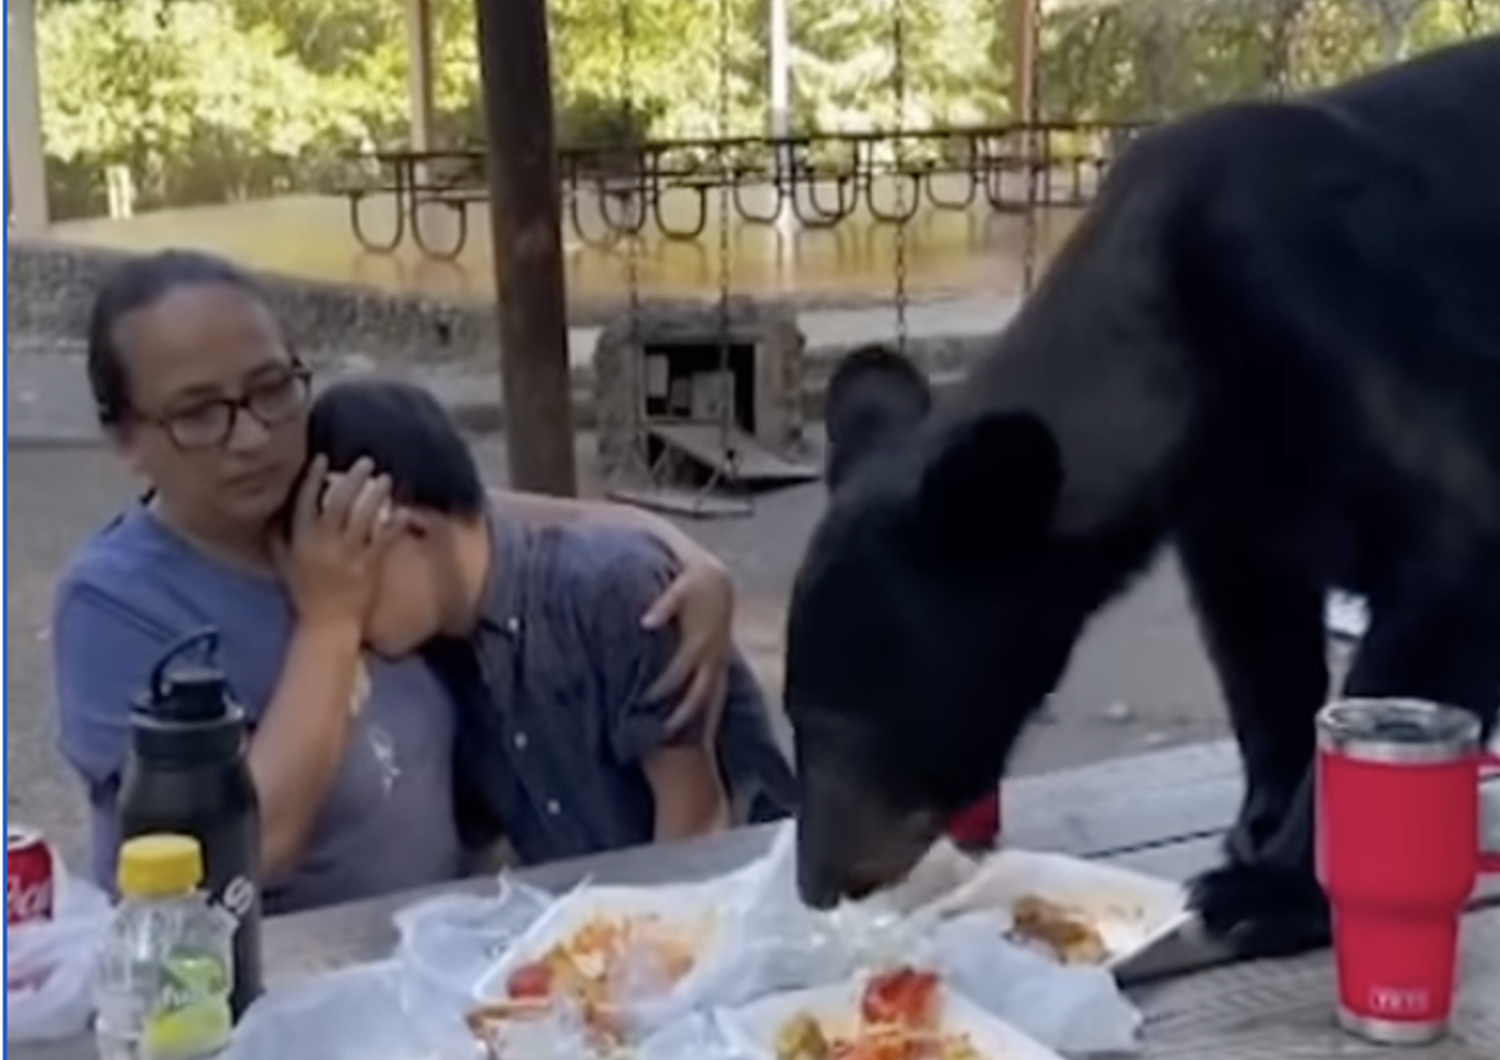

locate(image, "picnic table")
[[328, 122, 1156, 261], [15, 740, 1500, 1060], [332, 148, 489, 261]]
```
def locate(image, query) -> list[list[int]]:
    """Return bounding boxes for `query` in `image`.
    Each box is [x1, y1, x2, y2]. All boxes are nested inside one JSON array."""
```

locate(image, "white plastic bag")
[[6, 858, 114, 1043], [638, 1012, 756, 1060], [464, 823, 980, 1036], [226, 962, 480, 1060], [393, 875, 560, 1014], [393, 824, 1141, 1055], [914, 913, 1143, 1055]]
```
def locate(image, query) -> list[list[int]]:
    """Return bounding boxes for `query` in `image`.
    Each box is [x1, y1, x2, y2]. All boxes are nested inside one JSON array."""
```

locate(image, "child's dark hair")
[[295, 378, 487, 523], [86, 250, 273, 427]]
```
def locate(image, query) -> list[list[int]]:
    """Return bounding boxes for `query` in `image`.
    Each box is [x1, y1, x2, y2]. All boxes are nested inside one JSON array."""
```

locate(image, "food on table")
[[772, 967, 985, 1060], [777, 1012, 834, 1060], [504, 912, 703, 1007], [471, 910, 708, 1054], [1007, 895, 1109, 965]]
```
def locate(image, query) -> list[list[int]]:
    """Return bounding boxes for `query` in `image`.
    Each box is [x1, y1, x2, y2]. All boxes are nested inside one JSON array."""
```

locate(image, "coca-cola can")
[[7, 825, 55, 926]]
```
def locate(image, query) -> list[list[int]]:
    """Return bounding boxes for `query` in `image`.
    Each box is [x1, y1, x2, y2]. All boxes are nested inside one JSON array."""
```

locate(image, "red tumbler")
[[1315, 698, 1500, 1046], [948, 786, 1002, 851]]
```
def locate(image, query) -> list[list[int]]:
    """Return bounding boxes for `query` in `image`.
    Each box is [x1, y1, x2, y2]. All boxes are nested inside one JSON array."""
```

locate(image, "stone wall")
[[5, 238, 958, 368], [5, 239, 498, 366], [7, 239, 1009, 439]]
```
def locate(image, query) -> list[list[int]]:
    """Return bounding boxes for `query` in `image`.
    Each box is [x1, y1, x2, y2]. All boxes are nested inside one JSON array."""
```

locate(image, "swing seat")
[[645, 421, 820, 486]]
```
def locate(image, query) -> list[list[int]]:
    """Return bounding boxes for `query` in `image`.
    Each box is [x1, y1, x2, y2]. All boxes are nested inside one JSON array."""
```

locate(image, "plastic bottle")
[[95, 835, 236, 1060]]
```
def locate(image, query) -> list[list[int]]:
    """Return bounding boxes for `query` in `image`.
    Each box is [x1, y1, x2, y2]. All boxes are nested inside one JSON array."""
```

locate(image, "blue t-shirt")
[[51, 506, 465, 914]]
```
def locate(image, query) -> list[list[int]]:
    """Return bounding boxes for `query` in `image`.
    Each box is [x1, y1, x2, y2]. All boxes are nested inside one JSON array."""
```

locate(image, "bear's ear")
[[825, 346, 932, 491], [915, 410, 1062, 560]]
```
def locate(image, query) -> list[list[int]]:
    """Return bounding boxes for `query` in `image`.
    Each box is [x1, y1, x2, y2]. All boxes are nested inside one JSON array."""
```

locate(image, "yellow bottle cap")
[[117, 834, 205, 898]]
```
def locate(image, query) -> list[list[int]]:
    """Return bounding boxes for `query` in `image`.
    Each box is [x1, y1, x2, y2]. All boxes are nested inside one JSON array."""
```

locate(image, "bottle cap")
[[117, 834, 205, 898], [155, 670, 230, 722]]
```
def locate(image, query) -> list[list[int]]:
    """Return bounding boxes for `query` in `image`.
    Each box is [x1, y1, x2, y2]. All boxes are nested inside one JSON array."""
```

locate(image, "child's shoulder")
[[533, 522, 677, 589]]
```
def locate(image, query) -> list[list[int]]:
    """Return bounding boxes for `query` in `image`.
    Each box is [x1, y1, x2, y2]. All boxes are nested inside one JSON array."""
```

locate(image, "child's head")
[[296, 379, 488, 656]]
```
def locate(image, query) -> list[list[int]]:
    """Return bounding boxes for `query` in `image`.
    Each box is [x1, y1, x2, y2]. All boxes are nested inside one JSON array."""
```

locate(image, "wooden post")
[[1008, 0, 1042, 295], [7, 0, 51, 235], [473, 0, 579, 496], [403, 0, 437, 153], [1007, 0, 1037, 125]]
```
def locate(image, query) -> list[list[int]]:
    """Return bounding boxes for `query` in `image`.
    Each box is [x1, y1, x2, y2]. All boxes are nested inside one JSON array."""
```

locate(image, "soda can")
[[7, 825, 56, 926]]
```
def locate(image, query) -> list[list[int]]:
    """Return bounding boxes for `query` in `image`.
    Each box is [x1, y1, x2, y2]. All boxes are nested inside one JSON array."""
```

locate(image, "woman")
[[52, 249, 737, 913]]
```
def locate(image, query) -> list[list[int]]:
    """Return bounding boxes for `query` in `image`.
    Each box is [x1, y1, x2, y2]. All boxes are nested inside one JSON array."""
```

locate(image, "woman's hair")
[[293, 378, 487, 523], [86, 250, 273, 427]]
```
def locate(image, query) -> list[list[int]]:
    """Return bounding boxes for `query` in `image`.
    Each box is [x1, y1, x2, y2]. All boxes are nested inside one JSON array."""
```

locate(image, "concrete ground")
[[5, 436, 1239, 876]]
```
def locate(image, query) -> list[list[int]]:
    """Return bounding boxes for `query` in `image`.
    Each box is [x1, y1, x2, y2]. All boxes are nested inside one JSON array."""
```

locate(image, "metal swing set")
[[600, 0, 1051, 520]]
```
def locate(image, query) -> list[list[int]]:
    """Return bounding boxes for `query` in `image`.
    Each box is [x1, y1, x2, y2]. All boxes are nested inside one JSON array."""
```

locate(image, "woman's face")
[[112, 284, 308, 531]]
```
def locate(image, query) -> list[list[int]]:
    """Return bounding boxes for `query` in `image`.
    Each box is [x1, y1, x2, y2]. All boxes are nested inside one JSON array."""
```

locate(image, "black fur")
[[785, 38, 1500, 957]]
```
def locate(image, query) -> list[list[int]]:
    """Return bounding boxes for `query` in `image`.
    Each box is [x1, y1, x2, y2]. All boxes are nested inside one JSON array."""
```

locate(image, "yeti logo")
[[1368, 985, 1432, 1018]]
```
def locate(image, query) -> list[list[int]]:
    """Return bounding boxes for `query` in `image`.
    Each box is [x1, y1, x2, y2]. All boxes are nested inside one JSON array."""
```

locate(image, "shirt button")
[[505, 617, 521, 635], [513, 732, 528, 750], [546, 799, 562, 816]]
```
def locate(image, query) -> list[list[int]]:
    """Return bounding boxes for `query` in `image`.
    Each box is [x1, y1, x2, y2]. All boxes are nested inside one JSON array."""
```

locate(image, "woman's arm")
[[245, 618, 365, 879], [588, 534, 735, 843], [52, 582, 363, 887], [259, 457, 404, 879]]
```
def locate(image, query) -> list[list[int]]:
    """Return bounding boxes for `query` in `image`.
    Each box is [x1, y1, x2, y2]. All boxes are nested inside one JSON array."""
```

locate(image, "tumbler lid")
[[1317, 698, 1481, 765]]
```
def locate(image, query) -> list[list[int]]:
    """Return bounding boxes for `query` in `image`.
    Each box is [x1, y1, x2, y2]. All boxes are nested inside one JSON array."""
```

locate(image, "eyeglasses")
[[146, 365, 312, 451]]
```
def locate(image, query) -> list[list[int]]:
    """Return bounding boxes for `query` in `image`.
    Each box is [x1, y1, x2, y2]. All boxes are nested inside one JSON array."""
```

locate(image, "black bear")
[[784, 36, 1500, 959]]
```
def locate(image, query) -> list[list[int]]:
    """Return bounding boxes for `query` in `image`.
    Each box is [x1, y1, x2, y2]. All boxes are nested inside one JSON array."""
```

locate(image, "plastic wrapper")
[[396, 824, 1140, 1056], [470, 824, 977, 1036], [395, 876, 558, 1016], [924, 849, 1193, 971], [911, 914, 1142, 1055], [6, 859, 114, 1043], [722, 974, 1071, 1060], [225, 962, 481, 1060]]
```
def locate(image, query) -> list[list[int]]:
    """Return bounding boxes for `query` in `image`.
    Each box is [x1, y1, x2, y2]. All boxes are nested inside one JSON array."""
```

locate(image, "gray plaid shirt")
[[456, 514, 795, 865]]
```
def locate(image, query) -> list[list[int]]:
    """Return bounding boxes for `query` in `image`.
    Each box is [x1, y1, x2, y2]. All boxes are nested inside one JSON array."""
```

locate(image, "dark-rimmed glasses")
[[143, 364, 312, 451]]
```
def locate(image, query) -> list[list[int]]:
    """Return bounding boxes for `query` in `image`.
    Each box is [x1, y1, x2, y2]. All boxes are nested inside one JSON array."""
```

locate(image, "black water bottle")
[[118, 628, 264, 1019]]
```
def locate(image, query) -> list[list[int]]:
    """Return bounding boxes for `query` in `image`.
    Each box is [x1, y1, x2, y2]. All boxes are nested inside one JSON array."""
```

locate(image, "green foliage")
[[33, 0, 1490, 219]]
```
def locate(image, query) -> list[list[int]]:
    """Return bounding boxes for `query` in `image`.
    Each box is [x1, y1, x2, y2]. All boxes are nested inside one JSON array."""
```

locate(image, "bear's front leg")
[[1175, 523, 1335, 957]]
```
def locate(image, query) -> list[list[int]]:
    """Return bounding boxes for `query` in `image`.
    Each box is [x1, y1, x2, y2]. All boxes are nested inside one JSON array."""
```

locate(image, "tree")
[[33, 0, 1489, 219]]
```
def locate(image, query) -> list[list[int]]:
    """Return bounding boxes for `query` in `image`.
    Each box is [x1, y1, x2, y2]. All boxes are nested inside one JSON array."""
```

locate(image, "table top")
[[16, 740, 1500, 1059]]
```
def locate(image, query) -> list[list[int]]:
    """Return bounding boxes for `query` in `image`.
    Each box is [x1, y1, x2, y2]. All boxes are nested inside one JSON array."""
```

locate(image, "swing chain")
[[619, 0, 648, 479], [891, 0, 910, 355], [1019, 0, 1043, 297], [717, 0, 734, 367], [619, 0, 643, 301], [705, 0, 740, 500]]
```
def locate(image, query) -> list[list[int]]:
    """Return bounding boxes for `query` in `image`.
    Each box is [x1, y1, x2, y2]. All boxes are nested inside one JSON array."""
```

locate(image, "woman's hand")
[[275, 455, 404, 631], [641, 550, 735, 734]]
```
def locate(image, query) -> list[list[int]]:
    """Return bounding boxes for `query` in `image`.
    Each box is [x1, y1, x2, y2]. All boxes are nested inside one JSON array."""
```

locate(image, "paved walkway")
[[7, 296, 1018, 446]]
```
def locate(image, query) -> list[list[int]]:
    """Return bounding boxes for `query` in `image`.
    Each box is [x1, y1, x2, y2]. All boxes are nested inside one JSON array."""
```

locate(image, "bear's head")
[[788, 346, 1087, 908]]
